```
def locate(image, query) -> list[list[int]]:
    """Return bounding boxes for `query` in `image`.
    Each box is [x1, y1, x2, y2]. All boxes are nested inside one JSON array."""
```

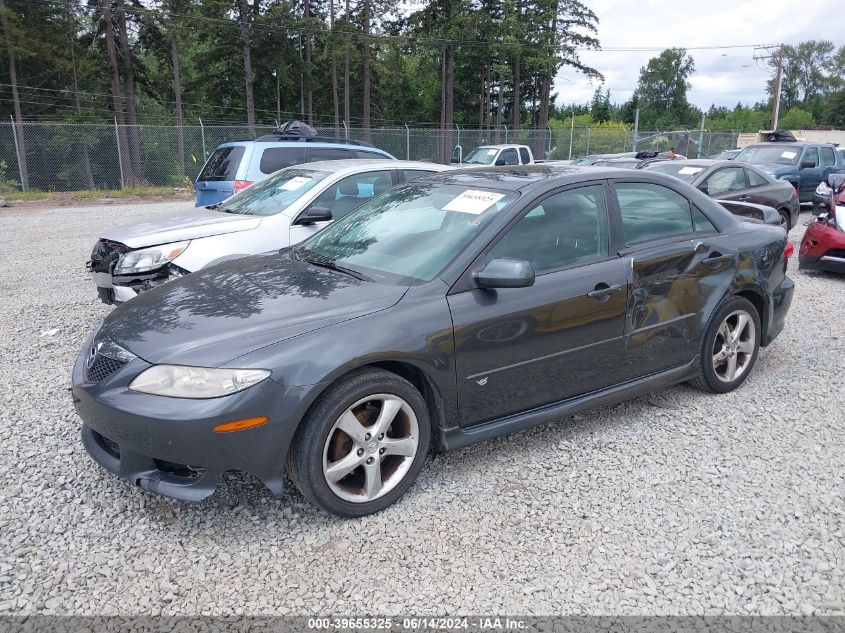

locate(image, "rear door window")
[[259, 147, 306, 174], [615, 182, 695, 244], [745, 168, 768, 187], [701, 167, 747, 196], [518, 147, 531, 164], [306, 170, 394, 220], [198, 146, 245, 181], [820, 147, 835, 167], [500, 148, 519, 165], [306, 147, 354, 162]]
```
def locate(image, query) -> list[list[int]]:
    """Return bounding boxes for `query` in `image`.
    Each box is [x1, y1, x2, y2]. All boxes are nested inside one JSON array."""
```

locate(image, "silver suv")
[[88, 160, 450, 304]]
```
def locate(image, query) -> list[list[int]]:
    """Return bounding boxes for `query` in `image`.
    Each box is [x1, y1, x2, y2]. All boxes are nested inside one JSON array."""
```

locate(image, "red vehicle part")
[[799, 188, 845, 273]]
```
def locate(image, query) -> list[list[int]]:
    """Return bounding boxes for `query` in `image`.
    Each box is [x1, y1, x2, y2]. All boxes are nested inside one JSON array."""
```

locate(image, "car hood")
[[753, 163, 792, 177], [99, 251, 409, 366], [101, 208, 263, 249]]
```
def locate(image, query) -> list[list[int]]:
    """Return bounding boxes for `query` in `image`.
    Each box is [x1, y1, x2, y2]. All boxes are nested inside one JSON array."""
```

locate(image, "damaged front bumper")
[[87, 239, 185, 305]]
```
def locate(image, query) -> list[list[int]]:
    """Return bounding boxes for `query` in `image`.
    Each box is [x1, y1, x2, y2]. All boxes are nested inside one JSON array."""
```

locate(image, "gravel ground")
[[0, 201, 843, 617]]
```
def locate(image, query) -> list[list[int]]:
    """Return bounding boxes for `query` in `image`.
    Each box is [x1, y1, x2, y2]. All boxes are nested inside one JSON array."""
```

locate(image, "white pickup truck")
[[452, 144, 536, 166]]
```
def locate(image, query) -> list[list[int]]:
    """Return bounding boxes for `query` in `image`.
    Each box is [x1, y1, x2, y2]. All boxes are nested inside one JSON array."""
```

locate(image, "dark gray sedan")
[[644, 159, 800, 230], [72, 166, 794, 517]]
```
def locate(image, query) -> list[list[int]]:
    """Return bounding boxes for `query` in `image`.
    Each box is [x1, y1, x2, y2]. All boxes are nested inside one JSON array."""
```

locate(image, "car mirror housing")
[[494, 157, 506, 166], [297, 206, 333, 224], [474, 258, 535, 289]]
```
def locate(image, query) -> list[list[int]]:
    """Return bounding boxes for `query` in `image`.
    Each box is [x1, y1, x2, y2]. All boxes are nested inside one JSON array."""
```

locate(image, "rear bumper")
[[764, 275, 794, 346], [71, 336, 316, 501]]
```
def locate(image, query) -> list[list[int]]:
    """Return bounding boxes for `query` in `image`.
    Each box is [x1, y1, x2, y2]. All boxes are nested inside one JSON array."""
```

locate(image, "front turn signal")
[[213, 416, 269, 433]]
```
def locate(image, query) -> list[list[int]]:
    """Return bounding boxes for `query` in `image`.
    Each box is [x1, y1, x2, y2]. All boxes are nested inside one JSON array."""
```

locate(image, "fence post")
[[503, 125, 508, 143], [632, 108, 639, 152], [9, 116, 27, 191], [568, 110, 574, 160], [586, 127, 591, 155], [455, 123, 460, 154], [342, 120, 348, 139], [199, 118, 207, 160], [547, 125, 552, 157], [405, 123, 410, 160], [114, 117, 125, 189]]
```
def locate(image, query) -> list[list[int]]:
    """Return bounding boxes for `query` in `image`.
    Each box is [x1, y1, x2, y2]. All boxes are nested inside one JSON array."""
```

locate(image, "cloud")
[[555, 0, 844, 109]]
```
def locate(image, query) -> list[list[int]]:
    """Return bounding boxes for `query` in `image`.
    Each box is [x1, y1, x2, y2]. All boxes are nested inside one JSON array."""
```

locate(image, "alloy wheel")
[[322, 394, 419, 503], [711, 309, 757, 383]]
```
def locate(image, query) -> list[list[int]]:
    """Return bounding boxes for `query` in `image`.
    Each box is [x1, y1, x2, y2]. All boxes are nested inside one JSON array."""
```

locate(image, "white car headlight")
[[114, 241, 190, 275], [129, 365, 271, 399]]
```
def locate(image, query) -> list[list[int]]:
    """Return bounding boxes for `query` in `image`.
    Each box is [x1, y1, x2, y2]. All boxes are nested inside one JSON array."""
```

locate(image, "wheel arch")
[[733, 286, 770, 345]]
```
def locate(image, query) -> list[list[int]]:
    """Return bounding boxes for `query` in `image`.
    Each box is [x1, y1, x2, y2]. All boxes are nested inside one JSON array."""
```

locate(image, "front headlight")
[[114, 241, 189, 275], [129, 365, 271, 399], [816, 181, 831, 195]]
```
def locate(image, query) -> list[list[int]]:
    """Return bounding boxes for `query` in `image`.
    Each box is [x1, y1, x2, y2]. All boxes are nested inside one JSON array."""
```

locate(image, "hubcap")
[[322, 394, 419, 503], [711, 309, 756, 383]]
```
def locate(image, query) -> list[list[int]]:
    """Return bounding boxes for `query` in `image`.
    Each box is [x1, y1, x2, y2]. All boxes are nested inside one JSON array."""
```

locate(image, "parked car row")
[[75, 134, 797, 516]]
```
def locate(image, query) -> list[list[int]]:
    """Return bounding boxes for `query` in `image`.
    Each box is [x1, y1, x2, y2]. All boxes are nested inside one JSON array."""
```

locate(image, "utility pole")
[[771, 45, 784, 130]]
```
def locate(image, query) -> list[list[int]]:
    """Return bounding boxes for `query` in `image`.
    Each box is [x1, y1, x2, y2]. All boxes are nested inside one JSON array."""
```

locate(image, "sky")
[[556, 0, 845, 110]]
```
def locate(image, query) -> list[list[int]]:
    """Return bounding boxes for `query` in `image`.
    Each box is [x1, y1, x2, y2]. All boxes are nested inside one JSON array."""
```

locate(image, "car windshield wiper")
[[295, 249, 371, 282]]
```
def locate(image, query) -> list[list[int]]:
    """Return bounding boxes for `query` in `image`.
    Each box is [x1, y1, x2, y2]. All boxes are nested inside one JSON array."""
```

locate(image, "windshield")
[[218, 168, 328, 216], [644, 162, 707, 183], [298, 182, 517, 283], [463, 147, 498, 165], [736, 145, 799, 165]]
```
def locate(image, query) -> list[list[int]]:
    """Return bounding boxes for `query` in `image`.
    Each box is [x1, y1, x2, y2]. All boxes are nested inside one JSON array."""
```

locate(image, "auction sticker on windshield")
[[679, 167, 704, 175], [781, 151, 797, 160], [281, 176, 312, 191], [443, 190, 506, 215]]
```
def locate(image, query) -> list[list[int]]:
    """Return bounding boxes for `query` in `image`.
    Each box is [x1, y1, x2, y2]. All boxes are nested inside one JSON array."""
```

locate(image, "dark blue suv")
[[195, 130, 395, 206]]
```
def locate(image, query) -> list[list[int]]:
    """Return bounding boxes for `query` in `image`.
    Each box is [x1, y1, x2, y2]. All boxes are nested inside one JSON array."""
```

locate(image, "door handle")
[[587, 283, 622, 300], [702, 253, 734, 266]]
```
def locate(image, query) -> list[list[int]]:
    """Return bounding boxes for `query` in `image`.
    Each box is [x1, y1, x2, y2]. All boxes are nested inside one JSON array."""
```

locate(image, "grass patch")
[[4, 185, 192, 202]]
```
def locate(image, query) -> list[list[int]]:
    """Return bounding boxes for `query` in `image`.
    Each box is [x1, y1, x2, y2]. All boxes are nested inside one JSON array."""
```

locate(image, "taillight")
[[234, 180, 253, 193], [784, 241, 794, 258]]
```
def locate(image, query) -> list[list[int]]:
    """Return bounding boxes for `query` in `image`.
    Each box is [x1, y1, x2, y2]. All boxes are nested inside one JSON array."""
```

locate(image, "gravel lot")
[[0, 201, 843, 616]]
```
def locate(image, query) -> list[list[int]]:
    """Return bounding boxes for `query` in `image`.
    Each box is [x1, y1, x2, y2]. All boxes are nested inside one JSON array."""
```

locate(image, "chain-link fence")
[[0, 121, 744, 192]]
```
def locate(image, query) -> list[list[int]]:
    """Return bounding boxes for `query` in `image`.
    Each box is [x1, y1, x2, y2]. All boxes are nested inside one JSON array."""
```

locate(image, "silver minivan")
[[88, 160, 450, 304]]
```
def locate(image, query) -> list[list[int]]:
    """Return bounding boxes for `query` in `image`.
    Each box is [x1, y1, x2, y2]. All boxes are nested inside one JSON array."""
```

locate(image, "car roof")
[[745, 141, 837, 148], [281, 159, 450, 175], [215, 139, 392, 152], [418, 164, 682, 192], [473, 144, 527, 150]]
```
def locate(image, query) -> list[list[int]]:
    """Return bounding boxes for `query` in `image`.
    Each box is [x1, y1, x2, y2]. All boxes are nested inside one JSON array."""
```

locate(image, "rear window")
[[519, 147, 531, 164], [306, 147, 354, 161], [198, 146, 245, 181], [259, 147, 306, 174]]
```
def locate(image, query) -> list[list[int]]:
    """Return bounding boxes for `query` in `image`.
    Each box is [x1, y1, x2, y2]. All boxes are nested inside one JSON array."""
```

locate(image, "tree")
[[633, 47, 696, 128], [778, 106, 814, 130], [769, 41, 836, 108], [590, 86, 611, 122]]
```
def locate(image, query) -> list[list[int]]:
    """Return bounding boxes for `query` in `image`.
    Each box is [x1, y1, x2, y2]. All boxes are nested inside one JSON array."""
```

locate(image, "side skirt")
[[439, 356, 700, 451]]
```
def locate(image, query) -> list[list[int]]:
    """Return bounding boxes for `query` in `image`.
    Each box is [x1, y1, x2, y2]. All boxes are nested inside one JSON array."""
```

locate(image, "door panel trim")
[[627, 312, 695, 337], [465, 334, 626, 380]]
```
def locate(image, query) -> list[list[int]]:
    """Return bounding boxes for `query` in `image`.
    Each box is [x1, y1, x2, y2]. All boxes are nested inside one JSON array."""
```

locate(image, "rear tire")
[[778, 208, 792, 231], [289, 368, 431, 518], [688, 296, 761, 394]]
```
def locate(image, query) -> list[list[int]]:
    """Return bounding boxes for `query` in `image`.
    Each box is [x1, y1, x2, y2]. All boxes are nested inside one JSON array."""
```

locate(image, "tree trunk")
[[237, 0, 255, 134], [116, 0, 142, 184], [0, 0, 28, 190], [342, 0, 350, 128], [512, 53, 521, 131], [100, 0, 131, 188], [495, 68, 504, 142], [536, 71, 552, 158], [304, 0, 313, 124], [330, 0, 339, 133], [361, 0, 371, 137], [171, 36, 185, 177]]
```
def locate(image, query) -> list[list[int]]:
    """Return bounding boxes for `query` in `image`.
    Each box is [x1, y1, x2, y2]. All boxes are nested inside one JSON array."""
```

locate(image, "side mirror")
[[801, 160, 816, 169], [297, 206, 332, 225], [474, 258, 535, 289], [494, 157, 506, 166]]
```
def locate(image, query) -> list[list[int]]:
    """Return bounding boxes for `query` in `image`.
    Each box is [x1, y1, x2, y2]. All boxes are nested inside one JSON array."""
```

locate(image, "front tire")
[[689, 296, 761, 394], [289, 368, 431, 517]]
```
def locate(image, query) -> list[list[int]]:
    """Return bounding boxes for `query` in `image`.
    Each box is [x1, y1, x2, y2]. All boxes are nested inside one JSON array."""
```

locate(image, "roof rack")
[[254, 132, 375, 148]]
